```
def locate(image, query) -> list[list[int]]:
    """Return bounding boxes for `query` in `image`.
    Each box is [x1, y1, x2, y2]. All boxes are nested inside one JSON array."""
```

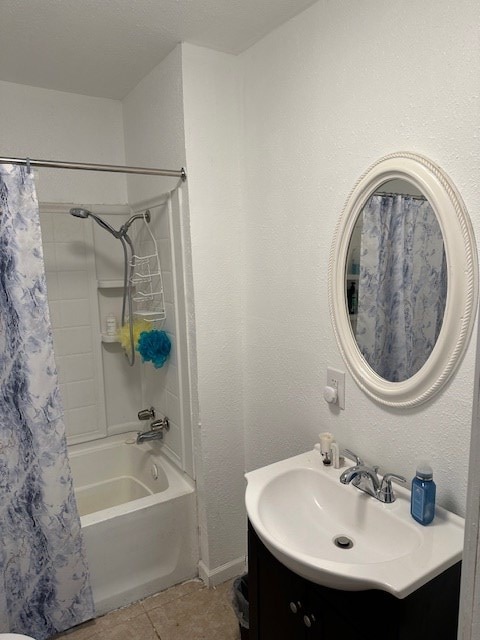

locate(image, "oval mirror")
[[329, 152, 478, 407]]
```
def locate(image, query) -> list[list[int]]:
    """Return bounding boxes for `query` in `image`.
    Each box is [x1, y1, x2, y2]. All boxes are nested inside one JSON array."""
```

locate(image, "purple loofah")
[[136, 329, 171, 368]]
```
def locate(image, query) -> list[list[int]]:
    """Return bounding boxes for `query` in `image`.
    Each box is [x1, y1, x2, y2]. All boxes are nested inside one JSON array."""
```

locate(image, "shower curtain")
[[0, 165, 94, 639], [355, 194, 447, 382]]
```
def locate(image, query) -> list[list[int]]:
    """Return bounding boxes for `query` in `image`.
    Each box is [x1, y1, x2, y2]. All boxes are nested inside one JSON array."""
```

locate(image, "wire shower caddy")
[[128, 210, 166, 324]]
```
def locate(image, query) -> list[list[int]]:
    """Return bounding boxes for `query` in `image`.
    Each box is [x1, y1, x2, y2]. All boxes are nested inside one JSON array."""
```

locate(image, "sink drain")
[[333, 535, 354, 549]]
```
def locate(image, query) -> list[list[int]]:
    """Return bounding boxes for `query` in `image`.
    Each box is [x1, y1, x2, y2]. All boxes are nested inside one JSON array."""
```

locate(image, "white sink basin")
[[245, 450, 464, 598]]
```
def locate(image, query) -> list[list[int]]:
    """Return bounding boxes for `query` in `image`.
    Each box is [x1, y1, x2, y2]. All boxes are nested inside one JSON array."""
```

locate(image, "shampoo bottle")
[[106, 313, 117, 337], [410, 463, 436, 525]]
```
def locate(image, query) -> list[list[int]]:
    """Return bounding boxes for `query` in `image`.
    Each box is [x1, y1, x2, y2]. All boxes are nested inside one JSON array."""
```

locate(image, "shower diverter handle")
[[151, 418, 170, 432]]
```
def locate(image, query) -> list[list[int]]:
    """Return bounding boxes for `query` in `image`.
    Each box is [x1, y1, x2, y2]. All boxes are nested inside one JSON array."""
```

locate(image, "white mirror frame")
[[328, 152, 478, 408]]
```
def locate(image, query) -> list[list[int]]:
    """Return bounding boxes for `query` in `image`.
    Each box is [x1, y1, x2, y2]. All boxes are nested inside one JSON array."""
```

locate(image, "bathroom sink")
[[245, 450, 464, 598]]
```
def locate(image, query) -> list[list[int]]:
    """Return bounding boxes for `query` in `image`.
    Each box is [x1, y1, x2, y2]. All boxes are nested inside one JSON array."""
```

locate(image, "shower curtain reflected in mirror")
[[0, 165, 94, 639], [355, 194, 447, 382]]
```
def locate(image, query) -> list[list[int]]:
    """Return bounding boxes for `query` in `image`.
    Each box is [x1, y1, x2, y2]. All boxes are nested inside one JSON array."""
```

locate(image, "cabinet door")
[[249, 523, 374, 639], [307, 582, 384, 640], [249, 525, 307, 639], [258, 556, 305, 639]]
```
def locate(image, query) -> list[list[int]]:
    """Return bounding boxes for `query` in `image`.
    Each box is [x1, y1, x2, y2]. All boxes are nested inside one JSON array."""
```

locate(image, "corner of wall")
[[181, 43, 248, 573]]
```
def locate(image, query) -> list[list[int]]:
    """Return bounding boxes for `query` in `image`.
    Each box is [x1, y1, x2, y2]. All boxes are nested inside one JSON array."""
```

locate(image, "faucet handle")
[[379, 473, 407, 503], [342, 449, 364, 466], [138, 406, 155, 421], [382, 472, 407, 485], [151, 417, 170, 432]]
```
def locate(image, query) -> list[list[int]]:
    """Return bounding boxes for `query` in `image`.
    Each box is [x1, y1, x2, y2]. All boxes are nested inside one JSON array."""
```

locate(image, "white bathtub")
[[68, 434, 198, 615]]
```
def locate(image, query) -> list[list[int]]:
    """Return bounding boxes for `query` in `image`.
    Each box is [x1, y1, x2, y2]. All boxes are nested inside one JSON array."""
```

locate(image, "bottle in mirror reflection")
[[347, 281, 357, 315]]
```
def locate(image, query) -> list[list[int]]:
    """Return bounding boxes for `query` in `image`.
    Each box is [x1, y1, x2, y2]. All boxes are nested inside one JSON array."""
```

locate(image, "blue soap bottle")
[[410, 463, 436, 525]]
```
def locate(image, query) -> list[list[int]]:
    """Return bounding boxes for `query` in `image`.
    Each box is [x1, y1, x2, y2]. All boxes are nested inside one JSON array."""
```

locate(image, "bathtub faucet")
[[136, 417, 170, 444]]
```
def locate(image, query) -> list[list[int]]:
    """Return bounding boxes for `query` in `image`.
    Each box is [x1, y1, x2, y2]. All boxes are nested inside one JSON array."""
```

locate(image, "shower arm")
[[119, 211, 150, 237]]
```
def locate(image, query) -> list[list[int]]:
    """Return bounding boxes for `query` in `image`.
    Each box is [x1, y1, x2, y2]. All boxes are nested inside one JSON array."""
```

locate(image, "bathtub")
[[68, 434, 198, 615]]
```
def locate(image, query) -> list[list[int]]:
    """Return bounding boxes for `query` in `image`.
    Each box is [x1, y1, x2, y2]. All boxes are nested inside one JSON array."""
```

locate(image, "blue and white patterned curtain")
[[355, 194, 447, 382], [0, 165, 94, 639]]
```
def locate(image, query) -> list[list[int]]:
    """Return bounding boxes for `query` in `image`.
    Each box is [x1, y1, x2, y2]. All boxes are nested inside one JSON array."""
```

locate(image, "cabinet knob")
[[289, 601, 301, 614], [303, 614, 316, 627]]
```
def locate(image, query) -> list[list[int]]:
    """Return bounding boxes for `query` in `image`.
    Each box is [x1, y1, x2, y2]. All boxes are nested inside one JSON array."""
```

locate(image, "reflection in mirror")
[[346, 179, 447, 382]]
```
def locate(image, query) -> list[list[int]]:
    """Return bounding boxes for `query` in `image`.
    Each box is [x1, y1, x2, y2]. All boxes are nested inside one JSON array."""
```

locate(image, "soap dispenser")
[[316, 433, 342, 468], [319, 432, 333, 465], [410, 463, 436, 525]]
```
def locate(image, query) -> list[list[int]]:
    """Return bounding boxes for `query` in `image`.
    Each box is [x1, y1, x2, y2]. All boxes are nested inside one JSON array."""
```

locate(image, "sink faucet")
[[340, 449, 406, 503], [136, 417, 170, 444], [340, 462, 381, 499]]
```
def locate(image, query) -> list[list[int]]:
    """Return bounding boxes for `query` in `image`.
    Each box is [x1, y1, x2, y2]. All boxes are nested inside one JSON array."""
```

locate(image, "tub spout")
[[136, 430, 164, 444], [136, 417, 169, 444]]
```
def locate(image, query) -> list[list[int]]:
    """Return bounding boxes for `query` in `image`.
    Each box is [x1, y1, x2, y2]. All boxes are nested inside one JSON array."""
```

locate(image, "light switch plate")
[[327, 367, 345, 409]]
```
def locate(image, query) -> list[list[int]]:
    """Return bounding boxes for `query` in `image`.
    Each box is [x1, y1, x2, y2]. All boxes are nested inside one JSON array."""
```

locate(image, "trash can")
[[231, 574, 249, 639]]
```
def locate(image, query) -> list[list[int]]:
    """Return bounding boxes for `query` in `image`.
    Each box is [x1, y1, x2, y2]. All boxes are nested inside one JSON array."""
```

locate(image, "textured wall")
[[122, 46, 187, 202], [240, 0, 480, 516], [0, 80, 127, 203], [123, 45, 195, 478], [182, 43, 247, 575]]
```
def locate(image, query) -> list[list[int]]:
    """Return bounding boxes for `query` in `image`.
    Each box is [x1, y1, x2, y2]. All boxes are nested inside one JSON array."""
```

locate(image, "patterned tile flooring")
[[55, 579, 241, 640]]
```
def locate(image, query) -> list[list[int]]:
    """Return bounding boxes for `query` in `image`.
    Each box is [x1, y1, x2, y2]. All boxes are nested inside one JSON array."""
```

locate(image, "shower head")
[[69, 207, 90, 218], [69, 207, 120, 237]]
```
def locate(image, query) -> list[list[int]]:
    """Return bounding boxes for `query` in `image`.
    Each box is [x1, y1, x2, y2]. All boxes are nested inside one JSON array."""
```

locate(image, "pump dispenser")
[[410, 463, 436, 525], [315, 433, 343, 468]]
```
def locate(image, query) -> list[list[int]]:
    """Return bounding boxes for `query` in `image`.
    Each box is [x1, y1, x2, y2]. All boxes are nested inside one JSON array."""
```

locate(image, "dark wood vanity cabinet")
[[248, 522, 461, 640]]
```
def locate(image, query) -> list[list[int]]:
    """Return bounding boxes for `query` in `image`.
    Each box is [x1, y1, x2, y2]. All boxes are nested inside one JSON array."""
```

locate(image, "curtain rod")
[[374, 190, 426, 201], [0, 156, 187, 181]]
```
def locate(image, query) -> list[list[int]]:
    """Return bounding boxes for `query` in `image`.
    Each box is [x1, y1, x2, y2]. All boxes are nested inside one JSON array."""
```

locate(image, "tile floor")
[[54, 579, 241, 640]]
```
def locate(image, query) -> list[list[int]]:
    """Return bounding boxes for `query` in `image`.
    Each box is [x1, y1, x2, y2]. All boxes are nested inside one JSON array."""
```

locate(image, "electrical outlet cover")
[[326, 367, 345, 409]]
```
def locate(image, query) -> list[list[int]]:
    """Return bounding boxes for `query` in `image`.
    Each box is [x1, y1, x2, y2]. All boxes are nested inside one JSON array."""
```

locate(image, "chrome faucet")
[[340, 449, 406, 503], [136, 429, 164, 443], [136, 415, 169, 444]]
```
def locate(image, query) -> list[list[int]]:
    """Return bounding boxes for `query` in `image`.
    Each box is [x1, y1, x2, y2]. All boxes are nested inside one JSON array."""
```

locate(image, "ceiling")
[[0, 0, 317, 100]]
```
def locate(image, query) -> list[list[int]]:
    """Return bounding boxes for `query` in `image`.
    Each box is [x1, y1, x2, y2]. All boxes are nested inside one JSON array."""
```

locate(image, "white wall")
[[123, 44, 247, 580], [123, 46, 195, 478], [240, 0, 480, 516], [182, 44, 247, 579], [122, 46, 186, 202], [0, 80, 127, 203]]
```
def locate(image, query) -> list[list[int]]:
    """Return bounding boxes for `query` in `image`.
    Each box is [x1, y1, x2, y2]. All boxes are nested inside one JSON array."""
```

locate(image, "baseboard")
[[198, 556, 247, 588]]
